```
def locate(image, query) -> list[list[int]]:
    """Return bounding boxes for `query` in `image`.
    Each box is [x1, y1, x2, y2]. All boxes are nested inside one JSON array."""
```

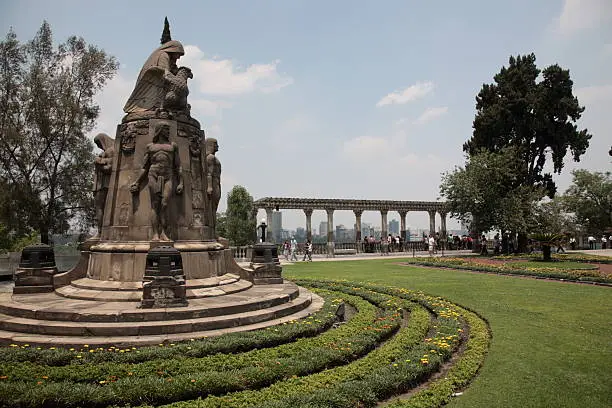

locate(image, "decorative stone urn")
[[141, 245, 188, 308], [13, 244, 58, 294], [250, 243, 283, 284]]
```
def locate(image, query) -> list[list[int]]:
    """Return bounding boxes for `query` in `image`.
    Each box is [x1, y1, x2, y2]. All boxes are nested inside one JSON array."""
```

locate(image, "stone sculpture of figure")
[[130, 123, 184, 241], [92, 133, 115, 238], [123, 40, 185, 114], [162, 66, 193, 113], [205, 138, 221, 234]]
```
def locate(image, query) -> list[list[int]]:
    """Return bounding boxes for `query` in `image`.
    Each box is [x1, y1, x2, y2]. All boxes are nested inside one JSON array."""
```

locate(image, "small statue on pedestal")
[[130, 123, 184, 241], [92, 133, 115, 239], [205, 138, 221, 236]]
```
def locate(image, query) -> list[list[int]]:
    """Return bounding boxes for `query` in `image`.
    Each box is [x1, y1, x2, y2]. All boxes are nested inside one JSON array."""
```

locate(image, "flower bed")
[[154, 280, 490, 408], [498, 253, 612, 264], [401, 256, 612, 284], [0, 281, 491, 408], [0, 290, 398, 407]]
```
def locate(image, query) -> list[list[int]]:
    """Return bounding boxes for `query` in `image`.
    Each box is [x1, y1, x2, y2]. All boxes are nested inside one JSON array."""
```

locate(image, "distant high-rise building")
[[336, 224, 351, 242], [319, 221, 328, 237], [361, 222, 372, 238], [295, 227, 306, 242], [389, 219, 399, 235]]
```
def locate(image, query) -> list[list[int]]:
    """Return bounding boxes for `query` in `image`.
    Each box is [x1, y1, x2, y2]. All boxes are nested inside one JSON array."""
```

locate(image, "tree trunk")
[[40, 225, 49, 244], [517, 232, 528, 253], [542, 245, 551, 262]]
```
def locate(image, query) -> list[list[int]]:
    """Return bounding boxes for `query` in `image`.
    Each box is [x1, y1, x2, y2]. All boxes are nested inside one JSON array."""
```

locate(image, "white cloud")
[[91, 73, 133, 139], [181, 45, 293, 96], [556, 0, 612, 34], [342, 136, 390, 161], [376, 81, 434, 107], [575, 84, 612, 105], [399, 153, 444, 168], [267, 114, 318, 152], [413, 107, 448, 125], [190, 98, 232, 117]]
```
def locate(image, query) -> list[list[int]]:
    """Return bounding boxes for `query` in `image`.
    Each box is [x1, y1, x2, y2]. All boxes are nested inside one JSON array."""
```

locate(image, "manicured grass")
[[284, 259, 612, 408]]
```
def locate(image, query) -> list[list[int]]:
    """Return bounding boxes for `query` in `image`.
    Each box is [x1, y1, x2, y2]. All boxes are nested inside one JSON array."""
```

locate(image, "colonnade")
[[253, 198, 448, 249]]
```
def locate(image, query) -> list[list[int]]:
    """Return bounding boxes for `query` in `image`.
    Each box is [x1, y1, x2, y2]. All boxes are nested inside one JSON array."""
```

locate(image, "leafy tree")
[[451, 53, 591, 251], [440, 147, 542, 238], [532, 198, 577, 236], [464, 53, 591, 199], [224, 186, 256, 246], [216, 212, 227, 238], [563, 169, 612, 236], [0, 22, 118, 244]]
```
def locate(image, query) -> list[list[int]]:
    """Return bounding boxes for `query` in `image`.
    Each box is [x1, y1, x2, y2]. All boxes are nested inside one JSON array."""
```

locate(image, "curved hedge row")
[[0, 280, 491, 408], [0, 290, 399, 407]]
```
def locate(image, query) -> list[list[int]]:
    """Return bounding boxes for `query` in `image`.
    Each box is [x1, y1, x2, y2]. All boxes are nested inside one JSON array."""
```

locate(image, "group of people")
[[363, 234, 405, 254], [423, 232, 474, 254], [587, 235, 612, 250], [281, 238, 313, 262]]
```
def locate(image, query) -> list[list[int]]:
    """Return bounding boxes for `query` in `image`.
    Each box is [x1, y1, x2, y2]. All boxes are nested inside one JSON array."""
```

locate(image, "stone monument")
[[84, 24, 238, 282], [0, 20, 322, 347]]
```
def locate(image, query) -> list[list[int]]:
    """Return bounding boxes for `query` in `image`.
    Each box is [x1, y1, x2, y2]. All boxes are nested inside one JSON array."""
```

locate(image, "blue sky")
[[2, 0, 611, 232]]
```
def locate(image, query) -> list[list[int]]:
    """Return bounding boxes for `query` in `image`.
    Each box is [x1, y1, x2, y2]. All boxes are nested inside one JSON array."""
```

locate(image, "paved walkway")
[[279, 248, 612, 264]]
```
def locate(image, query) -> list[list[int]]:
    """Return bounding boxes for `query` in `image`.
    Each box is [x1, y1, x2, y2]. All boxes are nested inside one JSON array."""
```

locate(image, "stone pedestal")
[[87, 240, 230, 281], [250, 243, 283, 284], [13, 244, 58, 294], [141, 246, 188, 308]]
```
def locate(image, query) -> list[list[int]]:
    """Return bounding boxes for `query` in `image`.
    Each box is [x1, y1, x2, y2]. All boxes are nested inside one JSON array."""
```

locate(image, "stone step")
[[55, 279, 252, 301], [0, 289, 312, 337], [0, 283, 300, 322], [70, 274, 242, 291], [0, 293, 324, 348]]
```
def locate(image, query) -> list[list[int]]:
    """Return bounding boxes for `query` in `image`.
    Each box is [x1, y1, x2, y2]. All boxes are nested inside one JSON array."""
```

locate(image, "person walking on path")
[[302, 240, 313, 262], [290, 237, 298, 261], [282, 241, 290, 261], [480, 235, 488, 255], [428, 235, 436, 257]]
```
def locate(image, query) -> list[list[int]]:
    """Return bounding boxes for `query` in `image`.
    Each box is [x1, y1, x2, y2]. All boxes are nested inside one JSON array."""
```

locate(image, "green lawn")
[[285, 259, 612, 408]]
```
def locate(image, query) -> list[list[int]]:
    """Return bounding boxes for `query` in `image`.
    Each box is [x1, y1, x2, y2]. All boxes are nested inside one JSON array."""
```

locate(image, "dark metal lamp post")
[[259, 218, 267, 243]]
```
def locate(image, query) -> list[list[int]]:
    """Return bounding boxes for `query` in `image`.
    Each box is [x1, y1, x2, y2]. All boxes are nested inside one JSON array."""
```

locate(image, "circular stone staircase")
[[0, 275, 322, 347]]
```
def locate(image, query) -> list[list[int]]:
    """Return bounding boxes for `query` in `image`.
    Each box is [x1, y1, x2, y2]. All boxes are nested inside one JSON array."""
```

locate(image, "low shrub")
[[401, 257, 611, 283], [0, 281, 491, 408], [0, 290, 399, 407]]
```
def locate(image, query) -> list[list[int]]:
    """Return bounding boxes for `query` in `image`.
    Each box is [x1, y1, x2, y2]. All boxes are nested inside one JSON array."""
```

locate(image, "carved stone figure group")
[[94, 33, 222, 242]]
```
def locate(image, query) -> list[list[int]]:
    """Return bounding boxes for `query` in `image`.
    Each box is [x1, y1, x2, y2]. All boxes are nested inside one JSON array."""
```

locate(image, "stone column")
[[354, 209, 363, 253], [399, 211, 407, 241], [304, 208, 313, 241], [440, 212, 447, 239], [428, 210, 436, 236], [326, 208, 335, 257], [265, 207, 274, 242], [381, 210, 388, 240]]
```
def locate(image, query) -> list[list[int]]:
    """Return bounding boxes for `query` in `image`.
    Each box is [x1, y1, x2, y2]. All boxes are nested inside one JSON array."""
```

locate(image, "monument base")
[[84, 240, 246, 282]]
